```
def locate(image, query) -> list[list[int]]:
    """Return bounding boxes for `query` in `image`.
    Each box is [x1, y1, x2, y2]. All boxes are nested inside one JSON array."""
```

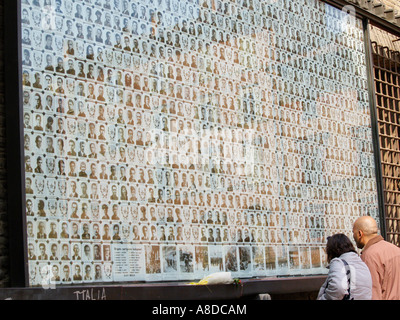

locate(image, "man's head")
[[353, 216, 379, 249]]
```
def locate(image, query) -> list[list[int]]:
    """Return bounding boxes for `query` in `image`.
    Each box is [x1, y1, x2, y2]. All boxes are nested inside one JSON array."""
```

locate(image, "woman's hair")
[[326, 233, 356, 262]]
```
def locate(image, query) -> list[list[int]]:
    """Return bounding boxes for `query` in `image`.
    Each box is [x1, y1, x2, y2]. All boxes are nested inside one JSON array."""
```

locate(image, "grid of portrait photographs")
[[21, 0, 380, 286]]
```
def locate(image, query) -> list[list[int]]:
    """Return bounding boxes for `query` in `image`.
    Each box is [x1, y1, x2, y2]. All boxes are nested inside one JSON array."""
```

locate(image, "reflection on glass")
[[21, 0, 378, 286]]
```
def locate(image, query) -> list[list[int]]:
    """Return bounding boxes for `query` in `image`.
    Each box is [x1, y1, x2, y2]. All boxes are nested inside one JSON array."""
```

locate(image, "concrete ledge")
[[0, 275, 327, 300]]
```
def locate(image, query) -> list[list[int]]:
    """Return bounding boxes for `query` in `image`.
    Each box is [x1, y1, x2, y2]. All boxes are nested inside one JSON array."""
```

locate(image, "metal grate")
[[371, 41, 400, 246]]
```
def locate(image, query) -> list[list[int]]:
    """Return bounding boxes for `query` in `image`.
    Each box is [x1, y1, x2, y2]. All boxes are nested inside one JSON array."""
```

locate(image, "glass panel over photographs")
[[21, 0, 379, 286]]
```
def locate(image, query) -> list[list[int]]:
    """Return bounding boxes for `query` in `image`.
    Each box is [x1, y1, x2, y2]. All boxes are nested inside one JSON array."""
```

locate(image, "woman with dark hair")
[[317, 233, 372, 300]]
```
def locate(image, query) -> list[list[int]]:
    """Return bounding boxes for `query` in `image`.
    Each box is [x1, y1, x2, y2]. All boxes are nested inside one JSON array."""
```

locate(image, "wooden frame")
[[371, 41, 400, 246]]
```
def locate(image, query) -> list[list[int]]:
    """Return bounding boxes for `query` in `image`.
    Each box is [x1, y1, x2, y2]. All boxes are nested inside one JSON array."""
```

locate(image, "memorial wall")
[[20, 0, 379, 286]]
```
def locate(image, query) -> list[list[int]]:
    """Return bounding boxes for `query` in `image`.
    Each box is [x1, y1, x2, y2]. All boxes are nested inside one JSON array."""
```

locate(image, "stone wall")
[[0, 0, 9, 288]]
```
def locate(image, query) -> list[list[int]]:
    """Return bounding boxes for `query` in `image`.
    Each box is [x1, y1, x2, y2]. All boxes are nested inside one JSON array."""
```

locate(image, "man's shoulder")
[[363, 237, 400, 261], [372, 238, 400, 252]]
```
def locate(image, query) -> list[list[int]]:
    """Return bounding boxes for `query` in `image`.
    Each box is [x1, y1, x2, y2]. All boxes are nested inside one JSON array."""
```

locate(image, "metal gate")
[[372, 40, 400, 246]]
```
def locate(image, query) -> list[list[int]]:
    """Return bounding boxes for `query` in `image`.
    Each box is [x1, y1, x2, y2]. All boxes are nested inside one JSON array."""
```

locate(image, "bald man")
[[353, 216, 400, 300]]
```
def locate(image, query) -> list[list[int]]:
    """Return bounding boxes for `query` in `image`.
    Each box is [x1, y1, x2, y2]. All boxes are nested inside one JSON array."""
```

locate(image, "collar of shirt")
[[362, 235, 384, 253]]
